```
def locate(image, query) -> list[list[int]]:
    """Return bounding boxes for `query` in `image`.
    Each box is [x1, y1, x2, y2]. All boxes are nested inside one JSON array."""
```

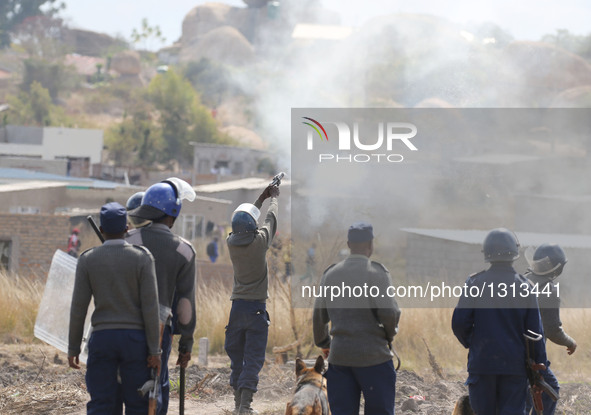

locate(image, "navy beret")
[[348, 222, 374, 243], [100, 202, 127, 234]]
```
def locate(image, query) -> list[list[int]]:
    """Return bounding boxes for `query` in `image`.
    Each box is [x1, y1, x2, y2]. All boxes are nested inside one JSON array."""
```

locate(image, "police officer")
[[452, 228, 547, 415], [128, 179, 197, 415], [525, 243, 576, 415], [225, 183, 279, 414], [126, 191, 150, 229], [313, 222, 401, 415], [68, 202, 161, 414]]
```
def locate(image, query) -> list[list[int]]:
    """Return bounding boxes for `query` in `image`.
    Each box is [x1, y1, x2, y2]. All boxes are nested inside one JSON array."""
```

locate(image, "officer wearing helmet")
[[126, 191, 150, 229], [452, 228, 547, 415], [224, 183, 279, 414], [524, 243, 575, 415], [128, 179, 197, 415]]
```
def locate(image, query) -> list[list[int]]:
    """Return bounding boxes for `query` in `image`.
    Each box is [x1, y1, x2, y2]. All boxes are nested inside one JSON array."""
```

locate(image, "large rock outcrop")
[[180, 25, 255, 66], [501, 41, 591, 105]]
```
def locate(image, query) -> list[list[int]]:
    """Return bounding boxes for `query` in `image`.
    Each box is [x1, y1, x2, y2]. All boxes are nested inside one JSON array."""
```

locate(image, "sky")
[[61, 0, 591, 50]]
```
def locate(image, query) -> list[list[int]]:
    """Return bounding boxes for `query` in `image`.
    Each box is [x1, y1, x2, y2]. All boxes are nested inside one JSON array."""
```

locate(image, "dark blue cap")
[[348, 222, 374, 243], [100, 202, 127, 234]]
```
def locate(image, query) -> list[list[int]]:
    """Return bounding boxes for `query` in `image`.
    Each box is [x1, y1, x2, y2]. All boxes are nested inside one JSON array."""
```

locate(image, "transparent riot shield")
[[34, 250, 93, 363]]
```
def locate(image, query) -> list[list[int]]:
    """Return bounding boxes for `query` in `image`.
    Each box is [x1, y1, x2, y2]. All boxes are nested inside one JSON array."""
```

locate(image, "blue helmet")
[[228, 203, 260, 246], [126, 192, 145, 211], [130, 182, 181, 220], [482, 228, 520, 263], [232, 211, 257, 233], [531, 243, 567, 277]]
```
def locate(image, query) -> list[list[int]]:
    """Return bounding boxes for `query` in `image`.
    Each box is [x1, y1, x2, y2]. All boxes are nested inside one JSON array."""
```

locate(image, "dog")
[[452, 395, 475, 415], [285, 355, 331, 415]]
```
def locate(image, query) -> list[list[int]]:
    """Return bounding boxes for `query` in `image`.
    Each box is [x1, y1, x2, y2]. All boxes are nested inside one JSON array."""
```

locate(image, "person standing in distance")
[[452, 228, 547, 415], [225, 183, 280, 414], [128, 178, 197, 415], [525, 243, 576, 415], [68, 202, 161, 414], [313, 222, 401, 415]]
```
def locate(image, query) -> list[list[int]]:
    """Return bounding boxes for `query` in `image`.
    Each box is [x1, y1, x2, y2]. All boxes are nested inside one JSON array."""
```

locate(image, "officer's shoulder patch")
[[79, 247, 94, 257], [176, 237, 196, 261], [469, 270, 486, 278], [125, 228, 143, 245], [323, 263, 336, 274], [371, 261, 389, 273]]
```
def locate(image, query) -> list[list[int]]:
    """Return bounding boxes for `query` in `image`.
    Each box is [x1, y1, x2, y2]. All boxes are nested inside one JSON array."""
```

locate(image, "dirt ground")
[[0, 343, 590, 414]]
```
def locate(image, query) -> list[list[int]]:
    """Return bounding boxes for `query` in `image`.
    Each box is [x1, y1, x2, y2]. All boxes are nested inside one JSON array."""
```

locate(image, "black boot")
[[238, 388, 258, 414], [233, 389, 241, 415]]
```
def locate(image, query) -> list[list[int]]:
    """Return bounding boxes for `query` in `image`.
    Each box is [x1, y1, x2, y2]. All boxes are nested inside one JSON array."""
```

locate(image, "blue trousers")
[[525, 366, 559, 415], [324, 360, 396, 415], [467, 373, 528, 415], [86, 329, 151, 415], [224, 300, 269, 392]]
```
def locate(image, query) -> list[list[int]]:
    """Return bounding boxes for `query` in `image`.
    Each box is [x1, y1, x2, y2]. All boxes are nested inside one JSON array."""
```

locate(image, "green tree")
[[130, 18, 166, 51], [22, 58, 73, 100], [104, 103, 163, 170], [6, 80, 69, 126], [147, 70, 230, 164], [0, 0, 65, 48], [541, 29, 591, 60], [183, 58, 240, 107]]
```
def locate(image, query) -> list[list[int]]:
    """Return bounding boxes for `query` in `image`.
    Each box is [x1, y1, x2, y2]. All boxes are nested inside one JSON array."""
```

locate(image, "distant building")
[[0, 125, 103, 177], [195, 176, 291, 235], [190, 142, 274, 184]]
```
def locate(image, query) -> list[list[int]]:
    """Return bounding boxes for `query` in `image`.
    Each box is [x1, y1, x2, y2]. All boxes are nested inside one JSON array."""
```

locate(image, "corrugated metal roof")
[[402, 228, 591, 249], [517, 193, 591, 202], [0, 168, 123, 189], [195, 177, 291, 193], [194, 194, 232, 204], [453, 154, 541, 165], [0, 180, 66, 193]]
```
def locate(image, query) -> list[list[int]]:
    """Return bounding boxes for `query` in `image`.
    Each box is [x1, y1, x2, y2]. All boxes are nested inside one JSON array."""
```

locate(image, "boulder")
[[182, 3, 233, 45], [180, 26, 254, 66], [502, 41, 591, 103], [551, 85, 591, 107], [110, 50, 141, 76]]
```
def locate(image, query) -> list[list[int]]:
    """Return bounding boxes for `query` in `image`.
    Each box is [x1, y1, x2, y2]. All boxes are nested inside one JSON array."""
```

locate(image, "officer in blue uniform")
[[452, 228, 547, 415], [525, 243, 576, 415]]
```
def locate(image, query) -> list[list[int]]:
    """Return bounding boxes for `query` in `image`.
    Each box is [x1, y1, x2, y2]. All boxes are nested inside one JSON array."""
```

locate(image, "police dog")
[[452, 395, 474, 415], [285, 355, 330, 415]]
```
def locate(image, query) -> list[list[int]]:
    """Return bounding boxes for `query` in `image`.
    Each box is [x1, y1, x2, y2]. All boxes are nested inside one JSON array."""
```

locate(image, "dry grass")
[[395, 308, 591, 382], [0, 271, 42, 342], [1, 270, 589, 383], [194, 278, 314, 358]]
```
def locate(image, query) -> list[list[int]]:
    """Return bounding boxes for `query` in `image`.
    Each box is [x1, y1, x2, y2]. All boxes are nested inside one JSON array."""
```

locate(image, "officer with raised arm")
[[525, 243, 576, 415]]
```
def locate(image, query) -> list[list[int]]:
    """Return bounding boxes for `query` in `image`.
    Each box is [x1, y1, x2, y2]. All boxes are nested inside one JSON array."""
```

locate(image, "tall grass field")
[[1, 271, 588, 382]]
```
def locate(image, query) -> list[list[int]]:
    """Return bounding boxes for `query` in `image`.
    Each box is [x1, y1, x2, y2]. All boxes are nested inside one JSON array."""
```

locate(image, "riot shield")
[[34, 250, 93, 363]]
